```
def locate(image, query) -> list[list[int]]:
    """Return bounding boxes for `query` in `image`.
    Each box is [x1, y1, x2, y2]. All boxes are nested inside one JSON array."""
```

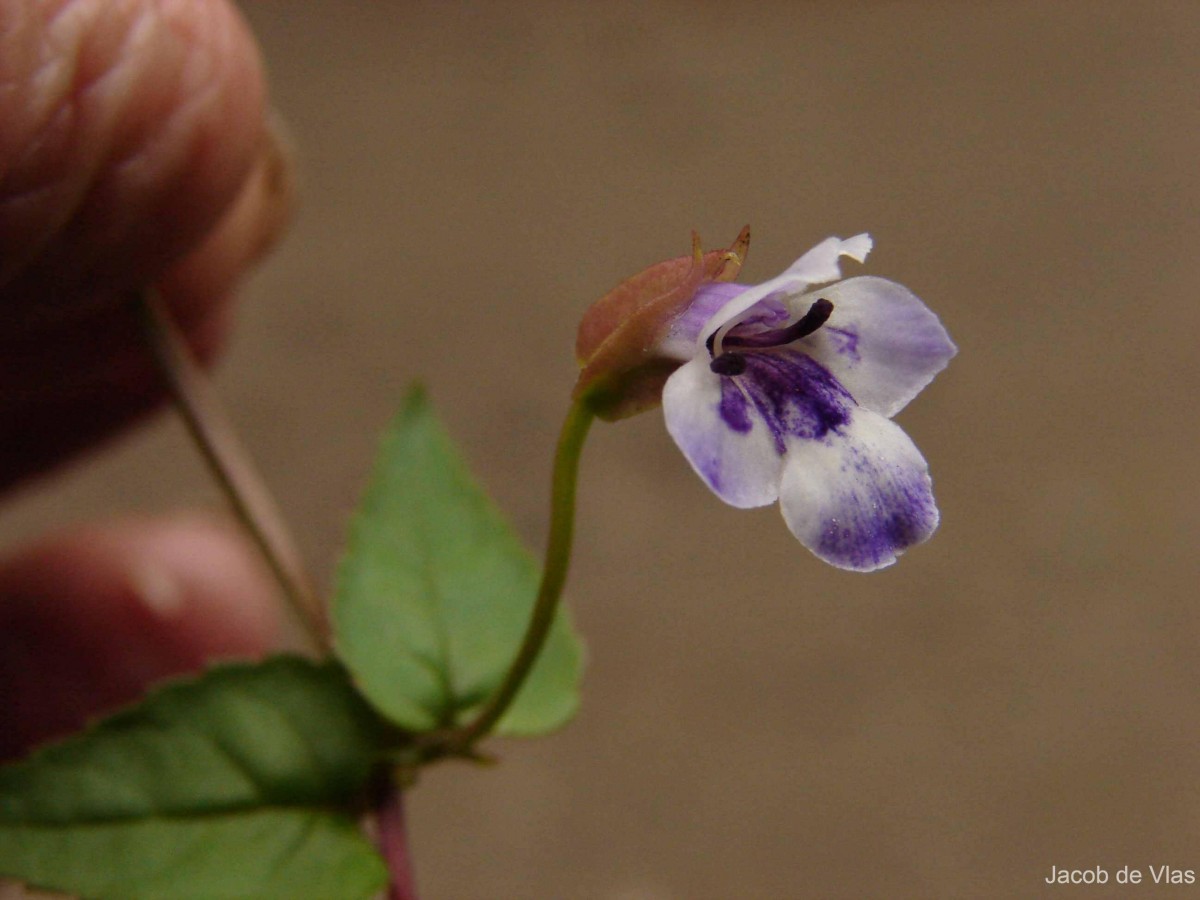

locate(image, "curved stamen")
[[723, 298, 834, 350], [785, 297, 835, 340], [706, 298, 835, 359], [705, 298, 835, 377]]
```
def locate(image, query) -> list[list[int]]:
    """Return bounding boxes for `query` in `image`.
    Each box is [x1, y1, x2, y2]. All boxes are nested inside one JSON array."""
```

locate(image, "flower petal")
[[733, 349, 856, 452], [778, 406, 939, 571], [662, 356, 783, 508], [799, 276, 957, 418], [781, 233, 873, 283], [695, 234, 874, 351]]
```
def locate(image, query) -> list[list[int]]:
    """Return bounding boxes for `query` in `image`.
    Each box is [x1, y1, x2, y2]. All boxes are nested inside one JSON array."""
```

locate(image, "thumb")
[[0, 0, 293, 488], [0, 0, 276, 325]]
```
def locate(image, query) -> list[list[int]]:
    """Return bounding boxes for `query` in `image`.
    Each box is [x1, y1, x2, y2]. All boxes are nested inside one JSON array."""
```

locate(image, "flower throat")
[[708, 297, 834, 376]]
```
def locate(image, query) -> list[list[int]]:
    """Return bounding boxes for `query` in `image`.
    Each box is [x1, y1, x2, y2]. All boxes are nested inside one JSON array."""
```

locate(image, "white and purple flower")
[[657, 235, 956, 571]]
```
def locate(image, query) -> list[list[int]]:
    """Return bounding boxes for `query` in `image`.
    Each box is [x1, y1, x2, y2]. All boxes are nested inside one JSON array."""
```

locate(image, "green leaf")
[[0, 656, 389, 900], [333, 385, 583, 736]]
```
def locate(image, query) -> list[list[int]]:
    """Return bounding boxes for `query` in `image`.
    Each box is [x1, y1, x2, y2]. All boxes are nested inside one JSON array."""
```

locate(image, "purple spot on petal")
[[825, 326, 860, 362], [815, 446, 938, 569], [718, 378, 753, 433], [736, 351, 853, 453], [700, 460, 723, 493]]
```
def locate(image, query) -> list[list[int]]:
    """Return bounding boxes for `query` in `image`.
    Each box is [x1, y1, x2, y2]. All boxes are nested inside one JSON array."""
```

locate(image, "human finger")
[[0, 513, 289, 760]]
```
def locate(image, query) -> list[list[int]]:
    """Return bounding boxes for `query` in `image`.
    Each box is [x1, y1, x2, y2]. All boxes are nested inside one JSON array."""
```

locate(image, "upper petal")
[[662, 355, 783, 508], [781, 233, 873, 284], [778, 406, 940, 571], [799, 276, 957, 418]]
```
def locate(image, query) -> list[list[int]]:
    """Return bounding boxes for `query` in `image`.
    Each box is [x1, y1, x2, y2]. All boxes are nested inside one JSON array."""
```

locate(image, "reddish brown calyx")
[[573, 226, 751, 421]]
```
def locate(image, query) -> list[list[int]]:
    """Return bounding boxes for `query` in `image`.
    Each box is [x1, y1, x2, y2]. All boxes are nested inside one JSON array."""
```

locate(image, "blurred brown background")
[[3, 1, 1199, 897]]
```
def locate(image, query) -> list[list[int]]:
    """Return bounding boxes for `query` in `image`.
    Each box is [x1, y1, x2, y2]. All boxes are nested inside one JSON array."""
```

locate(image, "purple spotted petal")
[[731, 350, 855, 453], [799, 276, 957, 418], [778, 407, 939, 571], [662, 348, 860, 509], [662, 356, 783, 508]]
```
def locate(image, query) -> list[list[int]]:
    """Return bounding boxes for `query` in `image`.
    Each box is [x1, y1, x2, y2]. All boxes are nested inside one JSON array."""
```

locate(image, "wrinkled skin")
[[0, 0, 293, 762]]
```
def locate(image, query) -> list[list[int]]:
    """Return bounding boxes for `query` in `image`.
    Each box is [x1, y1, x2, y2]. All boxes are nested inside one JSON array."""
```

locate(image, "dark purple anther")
[[786, 298, 834, 340], [710, 352, 748, 376]]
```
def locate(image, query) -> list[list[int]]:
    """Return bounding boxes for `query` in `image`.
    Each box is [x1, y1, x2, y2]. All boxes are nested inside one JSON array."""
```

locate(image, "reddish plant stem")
[[376, 780, 419, 900]]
